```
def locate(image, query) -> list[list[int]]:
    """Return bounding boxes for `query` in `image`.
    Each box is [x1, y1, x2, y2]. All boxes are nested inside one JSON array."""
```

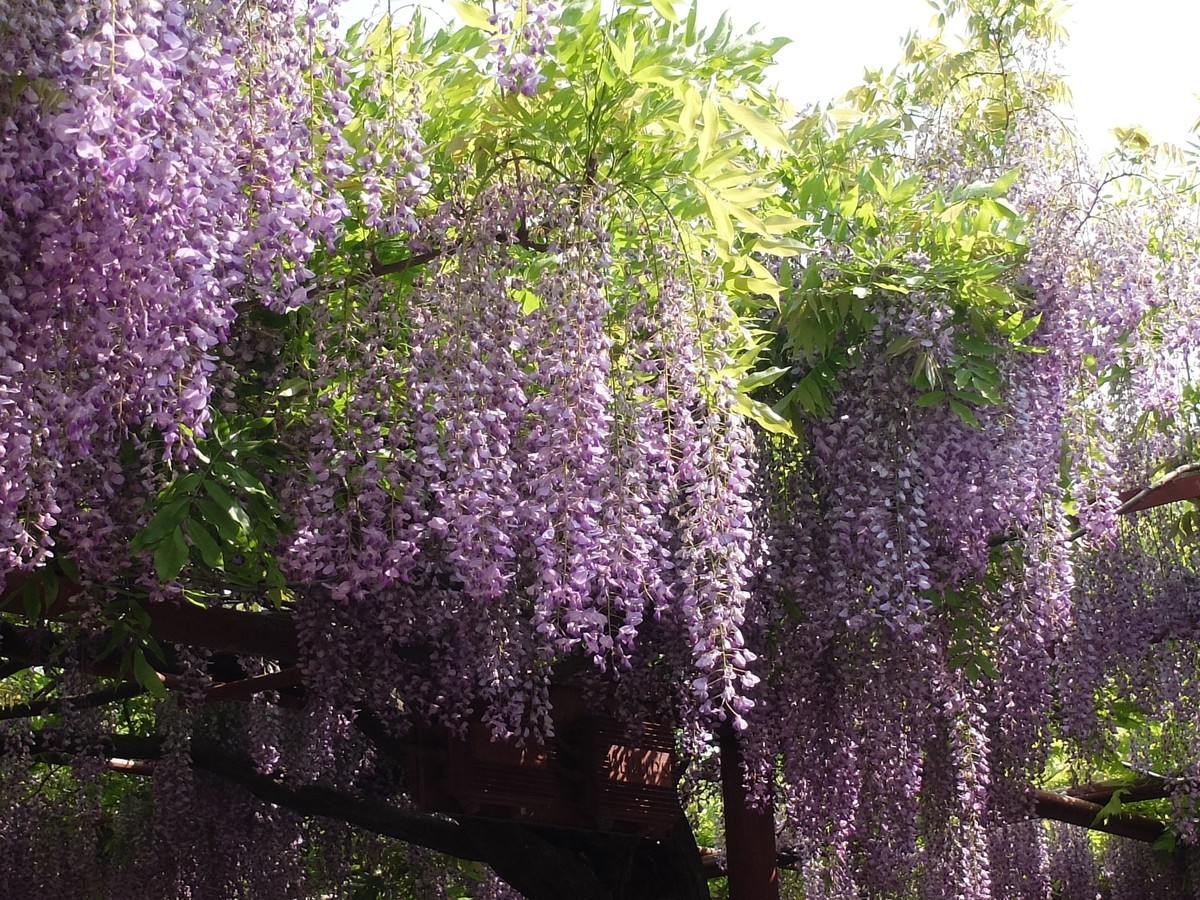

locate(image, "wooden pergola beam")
[[1, 571, 298, 660], [202, 667, 304, 704], [720, 725, 780, 900], [4, 458, 1193, 878]]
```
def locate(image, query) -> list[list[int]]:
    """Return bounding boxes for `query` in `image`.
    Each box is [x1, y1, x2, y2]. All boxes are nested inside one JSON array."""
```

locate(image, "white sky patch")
[[1058, 0, 1200, 154]]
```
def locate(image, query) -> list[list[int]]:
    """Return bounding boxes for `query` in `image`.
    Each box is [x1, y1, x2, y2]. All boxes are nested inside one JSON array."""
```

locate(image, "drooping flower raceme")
[[488, 0, 557, 96], [0, 0, 350, 588]]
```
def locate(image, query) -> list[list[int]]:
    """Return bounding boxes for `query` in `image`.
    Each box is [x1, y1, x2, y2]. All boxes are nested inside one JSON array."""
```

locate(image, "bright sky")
[[695, 0, 1200, 155], [341, 0, 1200, 156], [1057, 0, 1200, 153]]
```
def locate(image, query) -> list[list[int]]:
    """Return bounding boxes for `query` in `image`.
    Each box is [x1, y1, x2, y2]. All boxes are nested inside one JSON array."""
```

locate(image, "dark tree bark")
[[5, 729, 710, 900]]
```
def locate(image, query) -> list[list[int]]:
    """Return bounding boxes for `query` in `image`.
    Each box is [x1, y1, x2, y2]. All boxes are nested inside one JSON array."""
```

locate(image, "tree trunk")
[[472, 816, 711, 900]]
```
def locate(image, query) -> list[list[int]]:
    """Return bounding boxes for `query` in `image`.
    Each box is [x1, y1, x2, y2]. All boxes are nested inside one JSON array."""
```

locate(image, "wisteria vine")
[[2, 0, 1200, 897]]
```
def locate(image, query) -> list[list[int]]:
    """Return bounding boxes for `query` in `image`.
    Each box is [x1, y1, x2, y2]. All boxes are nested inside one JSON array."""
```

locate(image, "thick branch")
[[0, 619, 303, 712], [19, 729, 617, 899], [191, 739, 623, 897], [1065, 776, 1172, 806], [367, 248, 443, 279], [1114, 462, 1200, 516], [190, 742, 490, 861], [989, 462, 1200, 548], [1, 619, 55, 662], [202, 667, 303, 704], [14, 729, 490, 861], [0, 682, 145, 721], [1030, 788, 1167, 843], [1064, 462, 1200, 541]]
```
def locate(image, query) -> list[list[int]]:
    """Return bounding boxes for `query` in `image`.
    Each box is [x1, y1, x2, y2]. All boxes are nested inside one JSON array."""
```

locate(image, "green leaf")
[[720, 97, 789, 153], [949, 399, 982, 428], [133, 648, 168, 699], [203, 480, 252, 532], [974, 283, 1014, 307], [761, 213, 812, 236], [701, 188, 735, 245], [59, 557, 81, 583], [649, 0, 680, 23], [738, 366, 790, 392], [196, 496, 242, 544], [187, 520, 225, 569], [718, 184, 780, 204], [734, 394, 796, 436], [1011, 312, 1042, 342], [132, 497, 190, 553], [783, 377, 826, 418], [1114, 125, 1152, 151], [275, 377, 309, 399], [977, 166, 1021, 198], [606, 34, 632, 75], [450, 0, 493, 32], [724, 202, 770, 239], [518, 289, 542, 315], [214, 461, 270, 498], [915, 390, 946, 407], [21, 579, 41, 620], [678, 84, 702, 140], [41, 572, 59, 609], [1152, 829, 1177, 853], [699, 94, 720, 162], [154, 525, 190, 583], [958, 339, 1004, 356], [1092, 789, 1128, 825], [631, 64, 677, 85], [839, 185, 860, 219]]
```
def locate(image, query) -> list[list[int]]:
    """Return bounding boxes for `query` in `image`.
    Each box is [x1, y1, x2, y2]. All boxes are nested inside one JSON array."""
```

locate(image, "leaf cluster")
[[757, 108, 1038, 432], [130, 414, 288, 604]]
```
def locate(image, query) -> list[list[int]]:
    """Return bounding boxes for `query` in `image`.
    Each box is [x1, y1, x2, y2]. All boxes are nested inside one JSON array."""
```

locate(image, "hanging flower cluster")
[[1058, 510, 1200, 842], [282, 181, 757, 742], [0, 0, 351, 585], [4, 1, 1200, 896], [733, 35, 1199, 898], [488, 0, 557, 96]]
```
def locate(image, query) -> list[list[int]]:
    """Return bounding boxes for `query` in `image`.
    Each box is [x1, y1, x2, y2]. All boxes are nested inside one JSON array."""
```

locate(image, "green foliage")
[[764, 113, 1034, 430], [678, 1, 1081, 438], [335, 0, 805, 443], [1092, 787, 1128, 826], [130, 413, 288, 602]]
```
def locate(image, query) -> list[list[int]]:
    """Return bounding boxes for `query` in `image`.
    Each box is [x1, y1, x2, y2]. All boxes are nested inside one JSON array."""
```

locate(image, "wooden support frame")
[[720, 725, 779, 900], [0, 571, 298, 660]]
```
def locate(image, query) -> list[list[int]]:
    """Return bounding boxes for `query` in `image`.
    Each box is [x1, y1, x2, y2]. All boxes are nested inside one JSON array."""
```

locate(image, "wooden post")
[[719, 725, 779, 900]]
